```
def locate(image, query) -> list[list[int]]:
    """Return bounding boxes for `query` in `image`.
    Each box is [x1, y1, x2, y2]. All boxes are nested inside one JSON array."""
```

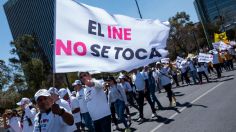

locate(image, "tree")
[[0, 60, 12, 91], [167, 12, 209, 60]]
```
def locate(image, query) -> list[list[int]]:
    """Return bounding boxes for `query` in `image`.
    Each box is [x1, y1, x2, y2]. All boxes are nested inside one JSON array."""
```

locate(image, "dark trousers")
[[172, 74, 179, 86], [197, 71, 209, 83], [137, 90, 155, 118], [228, 60, 234, 70], [181, 72, 190, 84], [213, 64, 222, 78], [110, 103, 118, 126], [163, 83, 174, 103], [94, 115, 111, 132], [75, 122, 81, 132], [126, 91, 138, 110], [81, 112, 94, 132]]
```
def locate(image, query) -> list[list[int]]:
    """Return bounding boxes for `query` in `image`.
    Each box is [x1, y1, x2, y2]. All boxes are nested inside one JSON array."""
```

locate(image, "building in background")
[[194, 0, 236, 31], [194, 0, 236, 43], [4, 0, 55, 66]]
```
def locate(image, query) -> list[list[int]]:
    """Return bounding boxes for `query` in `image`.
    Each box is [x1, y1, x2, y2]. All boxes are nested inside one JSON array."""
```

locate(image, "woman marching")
[[106, 76, 131, 132]]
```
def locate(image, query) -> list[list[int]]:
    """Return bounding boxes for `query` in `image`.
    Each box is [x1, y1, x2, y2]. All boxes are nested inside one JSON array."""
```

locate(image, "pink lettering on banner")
[[56, 39, 72, 55], [74, 42, 87, 56], [124, 28, 131, 40], [108, 26, 112, 38], [56, 39, 87, 56], [112, 27, 123, 40], [107, 25, 132, 40]]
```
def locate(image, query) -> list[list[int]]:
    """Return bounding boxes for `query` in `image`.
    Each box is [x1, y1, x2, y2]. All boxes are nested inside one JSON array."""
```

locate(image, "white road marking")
[[150, 82, 224, 132]]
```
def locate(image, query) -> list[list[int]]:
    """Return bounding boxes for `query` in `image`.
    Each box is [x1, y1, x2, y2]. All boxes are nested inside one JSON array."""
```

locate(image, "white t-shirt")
[[187, 61, 196, 71], [212, 53, 219, 64], [140, 71, 148, 80], [22, 106, 37, 132], [56, 99, 76, 131], [8, 117, 22, 132], [56, 99, 71, 112], [196, 64, 205, 72], [70, 96, 81, 123], [157, 68, 171, 86], [120, 82, 132, 92], [76, 88, 88, 114], [133, 72, 145, 91], [33, 111, 70, 132], [108, 84, 128, 106], [84, 82, 111, 121]]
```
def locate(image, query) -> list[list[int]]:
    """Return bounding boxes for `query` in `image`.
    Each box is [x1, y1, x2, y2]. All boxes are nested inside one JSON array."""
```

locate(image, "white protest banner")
[[212, 42, 220, 49], [198, 53, 213, 63], [176, 56, 184, 68], [230, 41, 236, 46], [161, 58, 170, 64], [54, 0, 170, 73]]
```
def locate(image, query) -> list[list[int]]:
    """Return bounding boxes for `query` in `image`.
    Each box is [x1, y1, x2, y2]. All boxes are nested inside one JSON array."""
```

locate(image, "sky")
[[0, 0, 199, 63]]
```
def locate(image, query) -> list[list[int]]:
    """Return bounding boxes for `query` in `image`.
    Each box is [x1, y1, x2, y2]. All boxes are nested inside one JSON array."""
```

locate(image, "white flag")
[[54, 0, 170, 73]]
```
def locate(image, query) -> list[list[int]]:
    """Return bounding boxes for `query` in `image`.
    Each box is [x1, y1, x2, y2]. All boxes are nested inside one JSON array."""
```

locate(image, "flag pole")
[[134, 0, 143, 19]]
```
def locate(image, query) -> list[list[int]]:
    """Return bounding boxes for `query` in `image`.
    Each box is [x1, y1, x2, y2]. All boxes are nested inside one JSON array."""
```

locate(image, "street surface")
[[115, 69, 236, 132]]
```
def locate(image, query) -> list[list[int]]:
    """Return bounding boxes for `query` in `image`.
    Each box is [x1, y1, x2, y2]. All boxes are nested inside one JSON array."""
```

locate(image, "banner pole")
[[134, 0, 143, 19]]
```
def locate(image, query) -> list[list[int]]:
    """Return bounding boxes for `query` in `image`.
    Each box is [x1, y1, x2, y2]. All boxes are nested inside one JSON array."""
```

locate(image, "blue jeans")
[[81, 112, 94, 132], [114, 99, 128, 128], [190, 70, 199, 84]]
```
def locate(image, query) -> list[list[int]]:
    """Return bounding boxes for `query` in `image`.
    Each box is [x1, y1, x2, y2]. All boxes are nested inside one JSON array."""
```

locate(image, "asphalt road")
[[114, 69, 236, 132]]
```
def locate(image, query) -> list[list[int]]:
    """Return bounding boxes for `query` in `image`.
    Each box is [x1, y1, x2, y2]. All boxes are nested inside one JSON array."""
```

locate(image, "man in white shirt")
[[187, 58, 199, 84], [79, 72, 111, 132], [132, 68, 157, 122], [212, 50, 222, 78], [33, 89, 74, 132], [73, 80, 94, 132], [58, 88, 81, 132], [16, 97, 36, 132]]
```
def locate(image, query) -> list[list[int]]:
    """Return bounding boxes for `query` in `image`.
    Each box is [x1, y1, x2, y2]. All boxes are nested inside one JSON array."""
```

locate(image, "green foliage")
[[0, 60, 12, 91], [167, 12, 209, 60]]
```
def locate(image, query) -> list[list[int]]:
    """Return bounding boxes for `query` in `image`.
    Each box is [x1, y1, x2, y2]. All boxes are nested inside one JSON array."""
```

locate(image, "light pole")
[[134, 0, 143, 19]]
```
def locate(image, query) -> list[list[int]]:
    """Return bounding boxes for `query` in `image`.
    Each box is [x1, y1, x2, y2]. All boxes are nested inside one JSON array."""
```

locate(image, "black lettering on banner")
[[98, 23, 105, 37], [90, 44, 101, 57], [149, 48, 162, 59], [114, 47, 123, 59], [101, 46, 111, 58], [135, 48, 147, 60], [122, 48, 134, 60], [88, 20, 97, 35]]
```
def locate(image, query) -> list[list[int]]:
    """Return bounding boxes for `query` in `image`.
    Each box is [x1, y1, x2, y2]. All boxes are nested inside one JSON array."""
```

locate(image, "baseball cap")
[[34, 89, 51, 101], [156, 62, 161, 65], [118, 75, 126, 79], [72, 80, 82, 86], [58, 88, 68, 98], [16, 98, 31, 106], [48, 87, 59, 95]]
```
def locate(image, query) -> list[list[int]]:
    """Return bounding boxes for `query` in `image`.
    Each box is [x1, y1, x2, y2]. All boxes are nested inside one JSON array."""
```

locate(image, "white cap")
[[71, 91, 76, 95], [156, 62, 161, 65], [16, 98, 31, 106], [34, 89, 51, 101], [58, 88, 68, 98], [118, 75, 126, 79], [72, 80, 82, 86], [48, 87, 59, 95]]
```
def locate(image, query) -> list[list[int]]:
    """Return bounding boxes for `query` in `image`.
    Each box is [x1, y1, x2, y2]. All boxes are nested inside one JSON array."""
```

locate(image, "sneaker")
[[151, 113, 158, 118], [125, 128, 131, 132], [114, 125, 119, 130], [127, 115, 131, 122], [137, 117, 144, 122]]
